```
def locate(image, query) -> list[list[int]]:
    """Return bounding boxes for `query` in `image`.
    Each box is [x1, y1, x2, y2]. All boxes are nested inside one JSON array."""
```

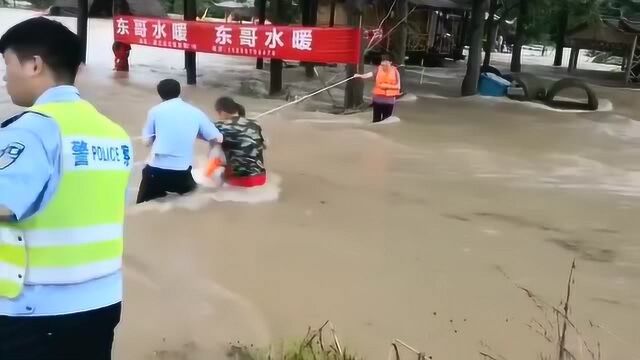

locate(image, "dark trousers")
[[136, 165, 197, 204], [372, 102, 395, 123], [0, 303, 121, 360]]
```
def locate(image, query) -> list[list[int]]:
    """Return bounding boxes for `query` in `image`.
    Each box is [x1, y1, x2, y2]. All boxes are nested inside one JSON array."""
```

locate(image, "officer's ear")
[[29, 55, 45, 77], [18, 54, 45, 77]]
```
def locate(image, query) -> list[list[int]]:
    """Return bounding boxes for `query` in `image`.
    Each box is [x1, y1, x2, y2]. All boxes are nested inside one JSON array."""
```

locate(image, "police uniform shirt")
[[143, 97, 222, 171], [0, 86, 122, 316]]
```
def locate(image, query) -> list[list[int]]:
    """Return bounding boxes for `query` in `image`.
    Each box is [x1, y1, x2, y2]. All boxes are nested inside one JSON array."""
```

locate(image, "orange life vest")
[[372, 66, 401, 97]]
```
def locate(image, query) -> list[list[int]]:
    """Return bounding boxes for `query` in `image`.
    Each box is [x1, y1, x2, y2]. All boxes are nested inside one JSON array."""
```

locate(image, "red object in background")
[[113, 16, 361, 64], [112, 41, 131, 71]]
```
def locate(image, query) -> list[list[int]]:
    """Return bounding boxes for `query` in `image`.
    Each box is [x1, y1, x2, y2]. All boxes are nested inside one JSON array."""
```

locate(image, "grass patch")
[[227, 321, 361, 360]]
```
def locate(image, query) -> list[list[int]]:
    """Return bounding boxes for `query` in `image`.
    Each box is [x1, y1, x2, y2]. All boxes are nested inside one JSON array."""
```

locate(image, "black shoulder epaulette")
[[1, 111, 49, 129]]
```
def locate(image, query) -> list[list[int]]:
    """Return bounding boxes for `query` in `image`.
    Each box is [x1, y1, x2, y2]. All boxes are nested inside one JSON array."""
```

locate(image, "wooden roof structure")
[[618, 17, 640, 33], [565, 18, 640, 83], [566, 18, 636, 52]]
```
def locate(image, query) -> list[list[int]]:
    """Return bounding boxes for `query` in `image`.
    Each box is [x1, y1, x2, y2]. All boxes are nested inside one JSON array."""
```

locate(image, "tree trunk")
[[269, 0, 285, 95], [389, 0, 408, 93], [456, 11, 470, 56], [329, 0, 336, 26], [184, 0, 197, 84], [301, 0, 319, 78], [482, 0, 498, 67], [256, 0, 267, 69], [461, 0, 489, 96], [510, 0, 528, 73], [553, 0, 569, 66], [270, 59, 284, 94], [78, 0, 89, 63]]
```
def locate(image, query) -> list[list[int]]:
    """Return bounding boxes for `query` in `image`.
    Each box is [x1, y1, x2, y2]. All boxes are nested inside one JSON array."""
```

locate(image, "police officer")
[[137, 78, 222, 203], [0, 18, 132, 359]]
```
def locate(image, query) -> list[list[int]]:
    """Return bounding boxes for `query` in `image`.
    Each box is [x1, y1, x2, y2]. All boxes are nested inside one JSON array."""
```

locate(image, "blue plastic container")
[[478, 73, 509, 97]]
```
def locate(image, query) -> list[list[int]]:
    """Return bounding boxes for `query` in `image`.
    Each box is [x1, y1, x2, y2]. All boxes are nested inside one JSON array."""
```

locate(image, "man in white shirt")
[[137, 79, 222, 203]]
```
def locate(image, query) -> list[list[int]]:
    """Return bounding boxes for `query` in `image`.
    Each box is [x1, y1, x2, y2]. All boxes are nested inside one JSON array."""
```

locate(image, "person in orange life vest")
[[355, 54, 401, 123]]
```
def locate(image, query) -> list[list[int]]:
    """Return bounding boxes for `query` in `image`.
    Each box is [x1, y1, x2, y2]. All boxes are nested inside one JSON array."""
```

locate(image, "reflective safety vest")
[[0, 100, 132, 299], [372, 66, 401, 97]]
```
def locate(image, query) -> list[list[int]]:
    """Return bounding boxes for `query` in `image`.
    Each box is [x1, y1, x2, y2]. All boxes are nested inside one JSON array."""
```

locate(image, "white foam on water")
[[440, 146, 640, 198], [518, 155, 640, 198], [554, 96, 614, 112], [419, 70, 459, 79], [472, 96, 614, 113], [593, 114, 640, 140], [209, 179, 281, 203], [294, 118, 366, 125], [193, 167, 282, 203], [419, 93, 450, 99], [127, 171, 281, 214], [397, 93, 418, 102], [532, 180, 640, 198], [372, 116, 401, 125], [404, 69, 443, 85]]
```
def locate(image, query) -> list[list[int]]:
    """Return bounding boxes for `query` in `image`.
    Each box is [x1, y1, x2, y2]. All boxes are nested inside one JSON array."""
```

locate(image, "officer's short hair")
[[157, 79, 181, 100], [0, 17, 82, 84]]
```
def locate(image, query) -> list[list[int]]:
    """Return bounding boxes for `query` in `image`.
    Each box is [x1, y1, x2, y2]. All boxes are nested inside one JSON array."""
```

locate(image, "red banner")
[[113, 16, 361, 64]]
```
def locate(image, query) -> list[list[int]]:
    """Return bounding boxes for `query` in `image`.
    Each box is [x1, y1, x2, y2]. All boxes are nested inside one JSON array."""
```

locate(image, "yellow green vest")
[[0, 100, 132, 299]]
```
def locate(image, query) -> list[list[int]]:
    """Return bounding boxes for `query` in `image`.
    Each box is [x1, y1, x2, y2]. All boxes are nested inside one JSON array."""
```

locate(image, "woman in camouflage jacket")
[[214, 97, 267, 187]]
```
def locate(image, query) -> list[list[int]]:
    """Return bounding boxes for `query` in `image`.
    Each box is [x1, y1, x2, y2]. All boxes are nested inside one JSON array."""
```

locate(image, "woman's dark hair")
[[215, 96, 246, 117], [380, 53, 392, 62]]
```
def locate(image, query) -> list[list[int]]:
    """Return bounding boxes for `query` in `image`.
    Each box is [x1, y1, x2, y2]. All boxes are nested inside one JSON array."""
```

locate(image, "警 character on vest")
[[0, 18, 132, 359], [354, 53, 402, 123]]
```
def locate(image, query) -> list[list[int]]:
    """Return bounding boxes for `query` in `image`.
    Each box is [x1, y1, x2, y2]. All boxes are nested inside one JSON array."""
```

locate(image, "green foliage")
[[524, 0, 557, 43], [228, 342, 361, 360], [599, 0, 640, 17], [497, 0, 519, 20], [162, 0, 300, 23], [227, 323, 361, 360], [267, 0, 301, 24], [161, 0, 215, 14], [569, 0, 601, 28], [502, 0, 640, 45]]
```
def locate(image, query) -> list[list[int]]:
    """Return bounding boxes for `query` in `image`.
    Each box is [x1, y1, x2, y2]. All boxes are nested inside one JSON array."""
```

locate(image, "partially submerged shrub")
[[227, 321, 361, 360]]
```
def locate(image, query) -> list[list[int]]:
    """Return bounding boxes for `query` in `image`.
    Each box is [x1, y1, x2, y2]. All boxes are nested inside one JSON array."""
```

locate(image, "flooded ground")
[[1, 9, 639, 360]]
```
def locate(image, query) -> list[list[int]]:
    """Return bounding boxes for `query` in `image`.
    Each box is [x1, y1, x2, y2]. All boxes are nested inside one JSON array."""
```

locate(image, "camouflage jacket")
[[215, 116, 266, 177]]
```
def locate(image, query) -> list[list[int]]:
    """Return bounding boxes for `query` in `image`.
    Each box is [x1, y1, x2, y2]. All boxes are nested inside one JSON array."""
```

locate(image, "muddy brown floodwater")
[[0, 8, 639, 360]]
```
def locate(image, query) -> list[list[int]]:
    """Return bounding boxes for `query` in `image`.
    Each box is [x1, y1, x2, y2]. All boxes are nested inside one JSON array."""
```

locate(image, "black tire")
[[545, 78, 599, 111], [480, 65, 502, 77], [501, 74, 514, 82], [510, 73, 548, 101]]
